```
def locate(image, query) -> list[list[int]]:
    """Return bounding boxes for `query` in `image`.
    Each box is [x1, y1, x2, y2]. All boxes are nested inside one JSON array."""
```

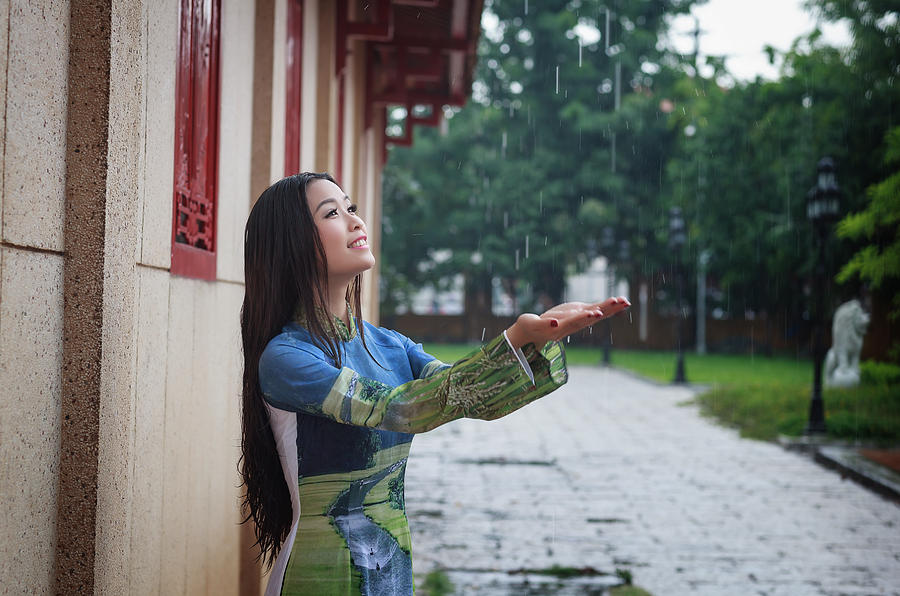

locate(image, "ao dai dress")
[[258, 312, 568, 595]]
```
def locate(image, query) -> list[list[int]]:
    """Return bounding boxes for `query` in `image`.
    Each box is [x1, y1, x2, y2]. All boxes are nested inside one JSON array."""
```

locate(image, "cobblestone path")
[[405, 366, 900, 596]]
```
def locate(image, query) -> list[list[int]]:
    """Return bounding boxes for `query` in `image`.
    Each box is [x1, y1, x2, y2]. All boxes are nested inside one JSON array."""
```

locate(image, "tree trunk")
[[463, 272, 493, 342]]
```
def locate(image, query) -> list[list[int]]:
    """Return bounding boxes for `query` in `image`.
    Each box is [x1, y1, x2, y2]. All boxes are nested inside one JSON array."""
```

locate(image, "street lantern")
[[805, 157, 841, 434], [807, 157, 841, 225], [618, 239, 631, 264], [669, 207, 688, 384]]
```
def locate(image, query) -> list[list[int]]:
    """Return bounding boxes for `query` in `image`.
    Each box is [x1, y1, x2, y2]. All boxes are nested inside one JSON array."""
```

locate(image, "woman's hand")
[[505, 296, 631, 350]]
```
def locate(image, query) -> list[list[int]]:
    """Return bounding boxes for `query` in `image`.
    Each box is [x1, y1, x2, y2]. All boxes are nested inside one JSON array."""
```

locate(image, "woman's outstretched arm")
[[258, 296, 628, 434]]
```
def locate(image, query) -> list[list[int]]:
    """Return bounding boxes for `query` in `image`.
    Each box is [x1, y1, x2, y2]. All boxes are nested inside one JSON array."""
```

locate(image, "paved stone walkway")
[[405, 366, 900, 595]]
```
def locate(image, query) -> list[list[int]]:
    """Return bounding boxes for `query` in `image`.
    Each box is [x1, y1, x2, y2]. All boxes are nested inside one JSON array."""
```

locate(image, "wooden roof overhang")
[[336, 0, 484, 159]]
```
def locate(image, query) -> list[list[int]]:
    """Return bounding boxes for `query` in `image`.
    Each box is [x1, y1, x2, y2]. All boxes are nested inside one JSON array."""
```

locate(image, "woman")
[[240, 172, 630, 595]]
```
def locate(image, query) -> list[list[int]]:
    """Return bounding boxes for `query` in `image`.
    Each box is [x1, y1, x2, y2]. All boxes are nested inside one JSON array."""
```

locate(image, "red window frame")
[[284, 0, 303, 176], [171, 0, 221, 280]]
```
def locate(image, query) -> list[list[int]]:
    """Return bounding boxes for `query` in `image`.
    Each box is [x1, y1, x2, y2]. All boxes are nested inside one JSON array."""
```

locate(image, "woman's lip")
[[349, 236, 368, 248]]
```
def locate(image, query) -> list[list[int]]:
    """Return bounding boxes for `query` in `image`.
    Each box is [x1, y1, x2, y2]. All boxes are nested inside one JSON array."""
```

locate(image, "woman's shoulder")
[[359, 320, 413, 348], [260, 324, 328, 365]]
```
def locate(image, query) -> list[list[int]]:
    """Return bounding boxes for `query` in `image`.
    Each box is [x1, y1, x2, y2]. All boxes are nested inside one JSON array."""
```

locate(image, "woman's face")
[[306, 179, 375, 284]]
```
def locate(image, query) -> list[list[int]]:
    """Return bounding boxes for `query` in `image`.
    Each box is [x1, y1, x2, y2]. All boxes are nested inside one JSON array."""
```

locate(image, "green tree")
[[381, 0, 700, 325], [663, 0, 899, 336], [836, 126, 900, 359]]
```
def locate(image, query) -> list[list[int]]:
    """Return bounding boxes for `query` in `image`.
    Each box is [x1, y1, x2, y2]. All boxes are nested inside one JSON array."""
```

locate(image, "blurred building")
[[0, 0, 482, 593], [565, 256, 629, 306]]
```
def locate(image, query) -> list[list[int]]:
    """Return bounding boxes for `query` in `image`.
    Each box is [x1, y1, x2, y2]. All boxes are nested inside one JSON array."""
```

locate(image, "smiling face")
[[307, 178, 375, 287]]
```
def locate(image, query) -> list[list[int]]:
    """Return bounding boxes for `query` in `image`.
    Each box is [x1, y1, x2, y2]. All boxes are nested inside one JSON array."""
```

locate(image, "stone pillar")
[[56, 1, 112, 590], [56, 0, 143, 592]]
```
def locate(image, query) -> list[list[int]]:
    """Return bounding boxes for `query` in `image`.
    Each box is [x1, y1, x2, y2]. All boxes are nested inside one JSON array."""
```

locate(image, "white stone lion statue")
[[824, 299, 870, 387]]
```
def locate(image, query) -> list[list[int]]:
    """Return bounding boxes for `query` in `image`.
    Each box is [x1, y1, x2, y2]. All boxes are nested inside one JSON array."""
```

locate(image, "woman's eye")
[[348, 204, 358, 214], [325, 208, 338, 218]]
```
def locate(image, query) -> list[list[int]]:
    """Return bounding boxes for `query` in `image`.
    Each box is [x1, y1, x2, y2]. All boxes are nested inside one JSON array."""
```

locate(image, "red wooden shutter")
[[171, 0, 221, 280], [284, 0, 303, 176]]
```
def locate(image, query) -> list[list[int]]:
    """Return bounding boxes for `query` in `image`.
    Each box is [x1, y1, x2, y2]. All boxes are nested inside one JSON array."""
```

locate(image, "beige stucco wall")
[[94, 1, 144, 592], [1, 0, 386, 591], [0, 0, 7, 232], [157, 277, 244, 595], [0, 1, 69, 593], [126, 274, 244, 595], [0, 248, 64, 594], [217, 0, 256, 283], [139, 0, 177, 269], [131, 0, 250, 593], [0, 0, 252, 592], [1, 0, 69, 252]]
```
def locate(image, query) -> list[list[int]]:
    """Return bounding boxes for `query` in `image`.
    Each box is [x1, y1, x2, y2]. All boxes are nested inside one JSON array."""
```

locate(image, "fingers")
[[552, 310, 600, 340], [592, 296, 631, 317], [593, 296, 629, 308]]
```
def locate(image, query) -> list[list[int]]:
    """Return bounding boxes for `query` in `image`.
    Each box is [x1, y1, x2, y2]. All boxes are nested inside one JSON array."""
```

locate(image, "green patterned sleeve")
[[470, 338, 568, 421], [374, 333, 568, 432]]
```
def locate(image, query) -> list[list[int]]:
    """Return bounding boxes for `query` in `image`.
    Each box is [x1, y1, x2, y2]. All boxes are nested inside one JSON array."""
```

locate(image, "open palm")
[[506, 296, 631, 349]]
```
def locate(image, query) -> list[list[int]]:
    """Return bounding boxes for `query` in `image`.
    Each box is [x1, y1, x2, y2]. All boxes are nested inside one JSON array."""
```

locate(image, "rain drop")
[[556, 66, 559, 94], [481, 327, 486, 341], [515, 249, 520, 270], [525, 235, 529, 258], [604, 9, 610, 52]]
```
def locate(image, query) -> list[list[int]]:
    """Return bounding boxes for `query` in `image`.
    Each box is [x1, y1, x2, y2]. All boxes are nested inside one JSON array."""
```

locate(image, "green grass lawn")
[[422, 343, 810, 386], [422, 342, 900, 445]]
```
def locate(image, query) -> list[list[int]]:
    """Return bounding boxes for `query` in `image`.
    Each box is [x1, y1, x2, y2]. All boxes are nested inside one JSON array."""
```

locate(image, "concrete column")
[[314, 0, 335, 173], [244, 3, 276, 594], [55, 0, 112, 591], [300, 0, 318, 170], [250, 0, 275, 204], [55, 1, 143, 592]]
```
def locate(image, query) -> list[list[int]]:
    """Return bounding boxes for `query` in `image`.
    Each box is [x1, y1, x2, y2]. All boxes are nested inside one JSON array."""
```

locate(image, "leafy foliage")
[[836, 127, 900, 317], [381, 0, 900, 359], [382, 0, 699, 316]]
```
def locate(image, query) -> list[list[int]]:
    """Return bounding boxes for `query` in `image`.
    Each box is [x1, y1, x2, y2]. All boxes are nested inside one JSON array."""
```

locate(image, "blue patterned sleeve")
[[389, 330, 451, 380]]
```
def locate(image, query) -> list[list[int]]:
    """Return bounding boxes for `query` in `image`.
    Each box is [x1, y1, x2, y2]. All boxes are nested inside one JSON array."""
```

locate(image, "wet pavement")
[[405, 366, 900, 595]]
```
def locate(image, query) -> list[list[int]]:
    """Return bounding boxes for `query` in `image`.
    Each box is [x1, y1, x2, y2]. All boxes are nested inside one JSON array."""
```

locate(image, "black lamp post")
[[805, 157, 841, 434], [669, 207, 688, 384]]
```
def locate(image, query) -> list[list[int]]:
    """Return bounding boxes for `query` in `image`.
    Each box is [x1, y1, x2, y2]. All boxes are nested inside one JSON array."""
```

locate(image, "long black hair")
[[239, 172, 369, 567]]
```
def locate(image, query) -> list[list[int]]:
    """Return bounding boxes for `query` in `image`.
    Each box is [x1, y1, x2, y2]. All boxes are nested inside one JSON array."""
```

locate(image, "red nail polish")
[[550, 320, 558, 327]]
